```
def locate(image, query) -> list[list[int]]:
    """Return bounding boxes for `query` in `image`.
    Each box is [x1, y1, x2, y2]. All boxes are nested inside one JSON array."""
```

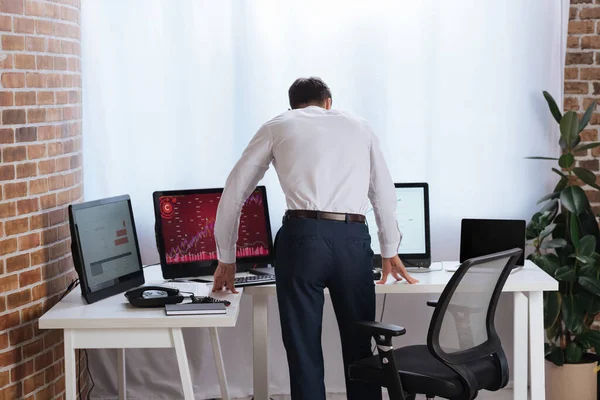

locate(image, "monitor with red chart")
[[153, 186, 274, 279]]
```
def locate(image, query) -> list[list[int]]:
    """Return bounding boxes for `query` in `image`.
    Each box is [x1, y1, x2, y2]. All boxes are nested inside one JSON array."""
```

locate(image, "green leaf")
[[547, 346, 565, 366], [536, 254, 561, 276], [540, 223, 557, 240], [537, 192, 560, 205], [545, 342, 552, 356], [571, 213, 580, 249], [544, 291, 562, 329], [579, 100, 597, 132], [544, 91, 563, 124], [580, 235, 597, 257], [552, 168, 568, 180], [579, 276, 600, 297], [541, 238, 568, 249], [573, 142, 600, 153], [577, 292, 600, 315], [556, 266, 577, 282], [577, 329, 600, 352], [561, 185, 588, 216], [573, 167, 600, 189], [525, 156, 560, 160], [559, 153, 575, 169], [560, 111, 580, 149], [563, 296, 584, 334], [565, 342, 584, 363], [554, 177, 568, 193], [576, 256, 596, 266]]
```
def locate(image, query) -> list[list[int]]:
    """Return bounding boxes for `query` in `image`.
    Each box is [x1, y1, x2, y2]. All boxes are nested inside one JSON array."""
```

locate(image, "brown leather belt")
[[284, 210, 366, 223]]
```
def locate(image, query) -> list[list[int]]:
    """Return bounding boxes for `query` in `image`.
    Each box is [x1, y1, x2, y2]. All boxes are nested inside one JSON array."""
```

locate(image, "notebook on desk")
[[165, 302, 226, 316]]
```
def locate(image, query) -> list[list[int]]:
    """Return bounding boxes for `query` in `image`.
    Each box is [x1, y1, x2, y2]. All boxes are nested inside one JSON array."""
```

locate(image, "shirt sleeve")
[[214, 124, 274, 263], [367, 127, 402, 258]]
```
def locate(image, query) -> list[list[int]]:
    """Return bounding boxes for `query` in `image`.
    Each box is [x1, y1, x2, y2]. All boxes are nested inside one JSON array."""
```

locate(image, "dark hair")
[[288, 77, 332, 109]]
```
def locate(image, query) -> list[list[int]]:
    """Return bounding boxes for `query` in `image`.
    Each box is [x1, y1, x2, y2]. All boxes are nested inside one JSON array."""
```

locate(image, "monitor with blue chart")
[[366, 182, 431, 268]]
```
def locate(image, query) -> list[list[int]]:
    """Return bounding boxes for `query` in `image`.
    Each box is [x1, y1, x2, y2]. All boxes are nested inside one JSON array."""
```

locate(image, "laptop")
[[445, 219, 526, 273]]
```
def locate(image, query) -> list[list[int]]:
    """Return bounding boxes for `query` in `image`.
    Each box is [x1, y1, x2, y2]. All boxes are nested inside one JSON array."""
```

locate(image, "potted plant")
[[527, 91, 600, 400]]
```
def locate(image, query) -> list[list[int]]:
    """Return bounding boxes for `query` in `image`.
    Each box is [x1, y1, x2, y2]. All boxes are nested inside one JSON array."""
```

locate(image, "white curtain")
[[81, 0, 568, 398]]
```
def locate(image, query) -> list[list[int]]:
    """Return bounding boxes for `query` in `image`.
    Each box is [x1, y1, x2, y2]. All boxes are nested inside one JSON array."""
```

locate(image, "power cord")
[[85, 349, 95, 399], [60, 279, 80, 301]]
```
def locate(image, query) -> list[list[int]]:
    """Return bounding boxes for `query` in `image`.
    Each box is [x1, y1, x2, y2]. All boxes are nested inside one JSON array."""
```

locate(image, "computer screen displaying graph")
[[157, 189, 270, 264], [366, 185, 428, 256]]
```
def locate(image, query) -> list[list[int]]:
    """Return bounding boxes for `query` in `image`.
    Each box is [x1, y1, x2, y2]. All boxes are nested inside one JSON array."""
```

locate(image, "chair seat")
[[348, 345, 499, 399]]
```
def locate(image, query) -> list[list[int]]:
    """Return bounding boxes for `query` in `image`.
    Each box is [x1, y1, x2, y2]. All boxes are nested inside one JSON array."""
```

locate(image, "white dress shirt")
[[214, 105, 402, 263]]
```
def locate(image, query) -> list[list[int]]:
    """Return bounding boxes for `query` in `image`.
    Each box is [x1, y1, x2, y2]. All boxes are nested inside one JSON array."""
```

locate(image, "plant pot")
[[545, 359, 597, 400]]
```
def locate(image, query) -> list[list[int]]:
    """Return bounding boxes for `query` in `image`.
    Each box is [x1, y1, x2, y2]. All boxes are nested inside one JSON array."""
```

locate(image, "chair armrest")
[[426, 301, 437, 307], [355, 321, 406, 337]]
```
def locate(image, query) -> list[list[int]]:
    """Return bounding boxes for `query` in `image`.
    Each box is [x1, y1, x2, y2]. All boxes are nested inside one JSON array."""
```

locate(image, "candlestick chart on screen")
[[159, 191, 269, 264]]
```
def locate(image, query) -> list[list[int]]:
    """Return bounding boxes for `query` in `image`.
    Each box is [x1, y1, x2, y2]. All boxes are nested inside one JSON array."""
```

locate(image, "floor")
[[238, 389, 525, 399]]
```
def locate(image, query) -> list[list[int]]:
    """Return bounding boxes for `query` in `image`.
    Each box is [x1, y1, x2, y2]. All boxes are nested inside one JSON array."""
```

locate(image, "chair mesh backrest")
[[434, 255, 512, 356]]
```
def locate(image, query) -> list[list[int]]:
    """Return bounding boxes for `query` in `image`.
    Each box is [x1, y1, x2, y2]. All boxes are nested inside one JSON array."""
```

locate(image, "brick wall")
[[0, 0, 85, 399], [567, 0, 600, 212]]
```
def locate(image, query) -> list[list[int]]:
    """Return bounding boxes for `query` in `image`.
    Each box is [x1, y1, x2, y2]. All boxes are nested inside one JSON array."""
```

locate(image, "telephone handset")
[[125, 285, 185, 308]]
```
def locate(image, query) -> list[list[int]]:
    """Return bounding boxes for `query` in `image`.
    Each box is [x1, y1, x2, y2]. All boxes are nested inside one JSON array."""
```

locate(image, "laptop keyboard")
[[233, 274, 276, 287]]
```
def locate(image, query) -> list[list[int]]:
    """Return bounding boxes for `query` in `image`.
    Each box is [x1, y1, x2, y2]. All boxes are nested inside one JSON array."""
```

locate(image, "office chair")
[[348, 248, 522, 400]]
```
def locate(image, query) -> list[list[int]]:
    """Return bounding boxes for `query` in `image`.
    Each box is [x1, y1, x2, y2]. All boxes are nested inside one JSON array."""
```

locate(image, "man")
[[213, 77, 418, 400]]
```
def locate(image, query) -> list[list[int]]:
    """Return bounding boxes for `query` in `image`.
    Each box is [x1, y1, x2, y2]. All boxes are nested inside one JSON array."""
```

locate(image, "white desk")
[[244, 260, 558, 400], [38, 265, 242, 400]]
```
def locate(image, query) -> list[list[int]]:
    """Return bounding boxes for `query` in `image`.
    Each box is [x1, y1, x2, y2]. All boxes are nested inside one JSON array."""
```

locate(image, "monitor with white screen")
[[366, 182, 431, 268]]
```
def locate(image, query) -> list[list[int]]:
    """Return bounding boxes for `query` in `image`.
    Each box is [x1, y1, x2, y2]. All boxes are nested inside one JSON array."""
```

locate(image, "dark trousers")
[[274, 218, 381, 400]]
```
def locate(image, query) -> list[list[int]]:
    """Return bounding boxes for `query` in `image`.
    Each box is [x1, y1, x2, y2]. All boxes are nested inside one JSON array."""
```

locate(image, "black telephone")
[[124, 285, 185, 308]]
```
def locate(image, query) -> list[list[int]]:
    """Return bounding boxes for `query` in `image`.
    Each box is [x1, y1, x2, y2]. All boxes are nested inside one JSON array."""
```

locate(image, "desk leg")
[[170, 328, 195, 400], [513, 292, 528, 400], [209, 327, 230, 400], [117, 349, 126, 400], [253, 294, 270, 400], [529, 291, 545, 400], [64, 330, 76, 400]]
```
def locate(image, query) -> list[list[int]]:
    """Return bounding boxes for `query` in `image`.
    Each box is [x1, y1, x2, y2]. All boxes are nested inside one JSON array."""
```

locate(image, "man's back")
[[267, 106, 372, 214]]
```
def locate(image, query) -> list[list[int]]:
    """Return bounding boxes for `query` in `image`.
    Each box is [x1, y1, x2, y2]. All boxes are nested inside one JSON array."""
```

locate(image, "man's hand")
[[212, 261, 238, 293], [377, 255, 419, 285]]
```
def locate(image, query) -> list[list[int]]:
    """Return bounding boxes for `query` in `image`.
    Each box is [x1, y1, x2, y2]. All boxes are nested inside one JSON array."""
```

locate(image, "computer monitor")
[[366, 182, 431, 268], [69, 195, 145, 304], [153, 186, 274, 279]]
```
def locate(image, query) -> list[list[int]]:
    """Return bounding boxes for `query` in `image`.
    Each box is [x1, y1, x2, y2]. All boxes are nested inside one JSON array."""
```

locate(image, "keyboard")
[[233, 274, 276, 287]]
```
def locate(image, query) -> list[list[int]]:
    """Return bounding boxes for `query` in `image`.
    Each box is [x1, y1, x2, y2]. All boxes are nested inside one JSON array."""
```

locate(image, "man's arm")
[[367, 128, 402, 258], [214, 124, 273, 264]]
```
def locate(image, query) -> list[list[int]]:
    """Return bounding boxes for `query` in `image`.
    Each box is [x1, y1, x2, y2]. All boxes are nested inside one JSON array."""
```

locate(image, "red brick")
[[38, 160, 55, 175], [4, 218, 28, 236], [570, 20, 596, 34], [29, 215, 48, 231], [44, 2, 59, 18], [22, 337, 43, 358], [25, 0, 44, 17], [3, 181, 27, 199], [37, 91, 54, 105], [40, 193, 56, 210], [0, 384, 21, 400], [16, 126, 36, 142], [67, 57, 79, 72], [564, 96, 579, 111], [28, 143, 46, 159], [0, 91, 13, 106], [25, 36, 44, 52], [1, 34, 24, 50], [0, 128, 14, 144], [30, 247, 48, 265], [0, 351, 22, 372], [29, 178, 48, 195], [36, 55, 53, 70], [0, 311, 20, 331], [35, 385, 53, 399], [0, 165, 15, 182], [26, 72, 45, 88], [46, 107, 61, 121], [11, 359, 33, 382], [0, 202, 16, 218], [55, 157, 69, 172], [23, 371, 44, 395], [0, 53, 11, 69], [27, 108, 46, 123], [47, 37, 60, 53], [35, 19, 53, 35], [37, 125, 55, 140], [54, 90, 67, 104], [49, 240, 66, 260], [41, 227, 57, 245], [569, 36, 580, 49], [18, 232, 40, 250], [3, 109, 26, 125], [56, 189, 69, 206], [19, 268, 40, 288], [60, 6, 79, 24], [17, 198, 38, 215], [14, 16, 34, 34], [1, 72, 25, 88], [0, 15, 11, 31], [14, 54, 35, 71], [34, 350, 54, 373], [48, 208, 65, 226], [3, 145, 26, 162], [0, 237, 16, 257], [565, 81, 590, 94], [567, 52, 594, 65], [15, 91, 35, 106], [53, 56, 66, 71], [9, 323, 33, 345], [57, 224, 69, 240], [0, 297, 5, 314], [583, 36, 600, 50]]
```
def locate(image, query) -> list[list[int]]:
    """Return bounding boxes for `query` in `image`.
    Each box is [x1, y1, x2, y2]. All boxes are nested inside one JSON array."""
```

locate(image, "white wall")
[[81, 0, 567, 398]]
